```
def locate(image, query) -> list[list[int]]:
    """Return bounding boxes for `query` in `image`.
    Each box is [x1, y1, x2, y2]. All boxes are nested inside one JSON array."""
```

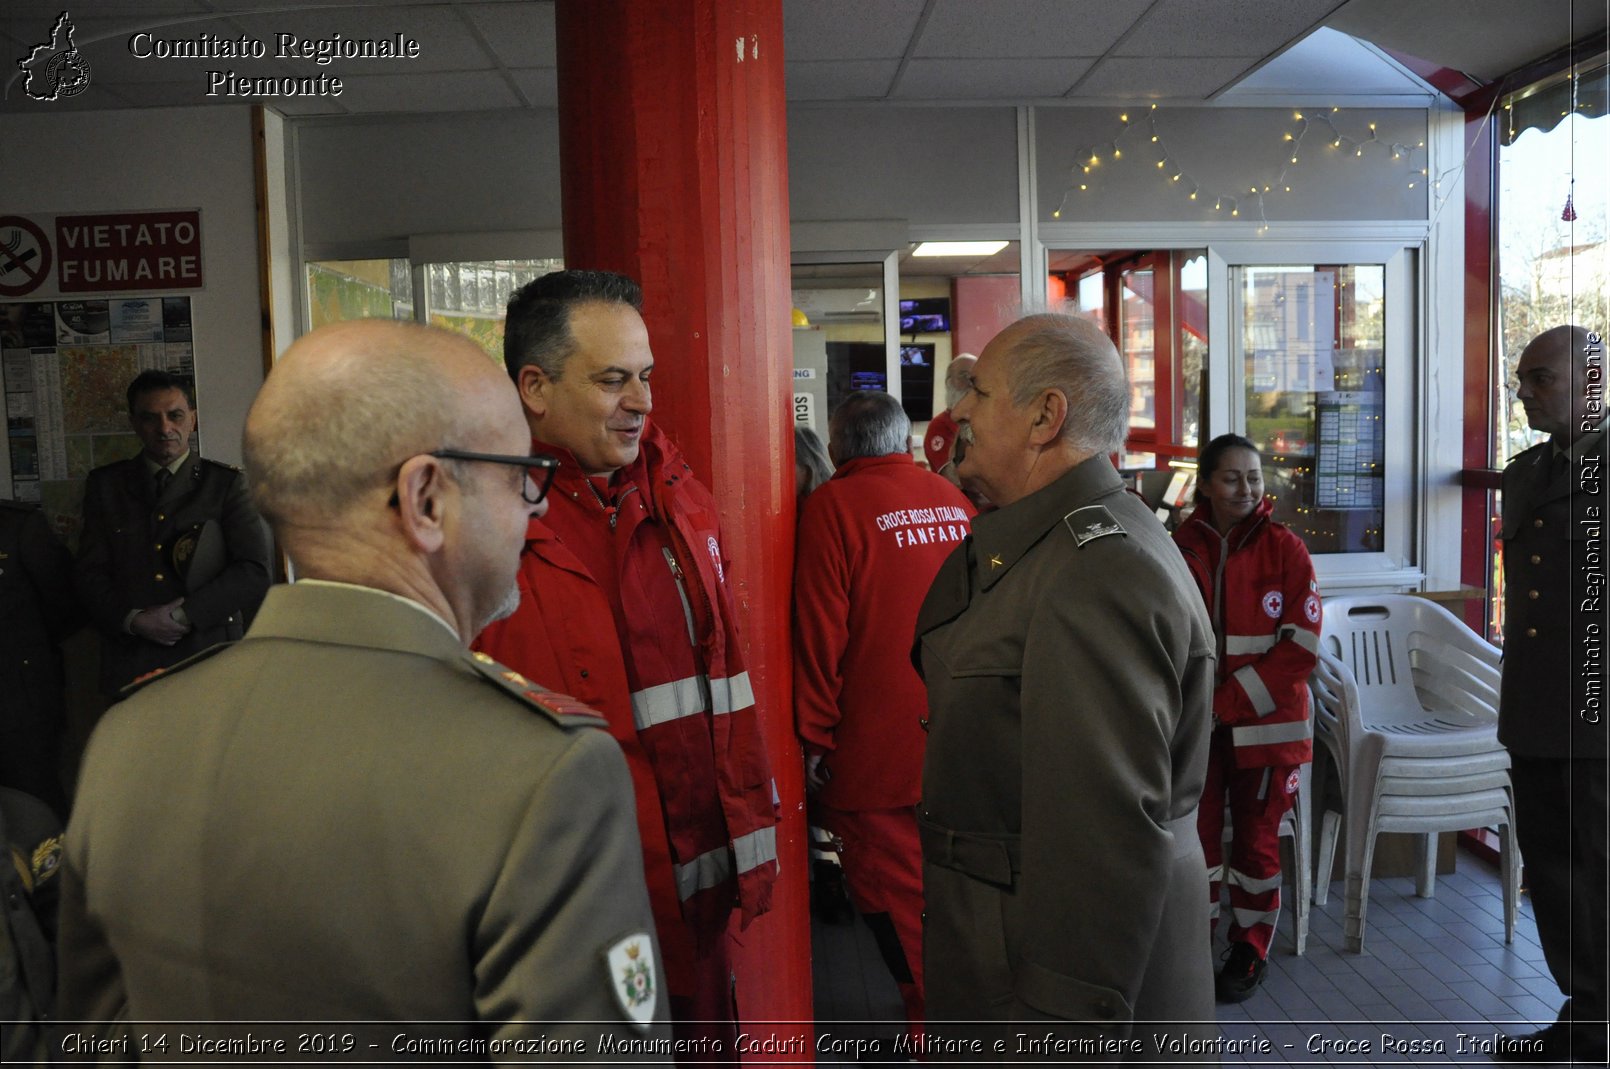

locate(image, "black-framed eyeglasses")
[[388, 449, 560, 507]]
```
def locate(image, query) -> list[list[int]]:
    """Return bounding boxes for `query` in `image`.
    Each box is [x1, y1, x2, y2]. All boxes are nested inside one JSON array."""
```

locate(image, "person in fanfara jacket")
[[476, 270, 777, 1060], [794, 390, 975, 1026], [1172, 433, 1320, 1004]]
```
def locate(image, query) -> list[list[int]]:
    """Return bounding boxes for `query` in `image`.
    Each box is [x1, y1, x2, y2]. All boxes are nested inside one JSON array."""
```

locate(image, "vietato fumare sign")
[[54, 210, 203, 292]]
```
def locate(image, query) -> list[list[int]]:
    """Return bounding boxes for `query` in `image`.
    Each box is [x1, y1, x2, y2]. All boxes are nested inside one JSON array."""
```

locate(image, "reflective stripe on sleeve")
[[1233, 664, 1278, 716], [1232, 718, 1313, 747], [710, 671, 755, 715], [1279, 625, 1322, 654], [673, 847, 732, 902], [734, 825, 778, 875], [1225, 634, 1277, 656], [630, 675, 708, 731]]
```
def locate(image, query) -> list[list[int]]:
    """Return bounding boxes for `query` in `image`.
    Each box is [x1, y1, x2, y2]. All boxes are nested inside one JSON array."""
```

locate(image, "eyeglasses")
[[388, 449, 560, 507]]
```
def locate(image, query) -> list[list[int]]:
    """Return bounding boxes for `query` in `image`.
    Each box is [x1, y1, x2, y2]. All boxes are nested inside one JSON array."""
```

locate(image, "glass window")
[[1119, 266, 1156, 431], [1239, 264, 1386, 555], [422, 258, 564, 364], [305, 258, 412, 328]]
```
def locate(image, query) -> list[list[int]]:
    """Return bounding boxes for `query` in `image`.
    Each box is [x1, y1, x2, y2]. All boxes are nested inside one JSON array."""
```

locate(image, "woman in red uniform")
[[1173, 434, 1321, 1003]]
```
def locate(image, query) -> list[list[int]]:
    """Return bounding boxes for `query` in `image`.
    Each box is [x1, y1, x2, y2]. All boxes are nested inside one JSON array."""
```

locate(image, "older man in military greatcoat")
[[914, 314, 1216, 1058], [1495, 324, 1607, 1065]]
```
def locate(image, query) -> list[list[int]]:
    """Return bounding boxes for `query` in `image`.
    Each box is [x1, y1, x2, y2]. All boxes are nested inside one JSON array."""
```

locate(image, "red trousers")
[[1197, 728, 1298, 959], [666, 925, 738, 1065], [813, 803, 925, 1024]]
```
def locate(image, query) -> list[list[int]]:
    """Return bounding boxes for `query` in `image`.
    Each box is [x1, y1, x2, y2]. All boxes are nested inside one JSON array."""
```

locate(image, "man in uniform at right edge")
[[1496, 324, 1607, 1065], [914, 314, 1215, 1059]]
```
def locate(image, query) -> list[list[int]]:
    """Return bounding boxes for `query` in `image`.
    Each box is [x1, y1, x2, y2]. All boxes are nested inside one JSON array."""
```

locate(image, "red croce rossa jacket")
[[1173, 496, 1321, 769], [474, 421, 777, 987], [793, 452, 975, 811]]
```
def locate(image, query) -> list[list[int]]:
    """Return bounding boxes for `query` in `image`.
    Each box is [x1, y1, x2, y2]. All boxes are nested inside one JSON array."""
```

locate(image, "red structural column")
[[554, 0, 811, 1033]]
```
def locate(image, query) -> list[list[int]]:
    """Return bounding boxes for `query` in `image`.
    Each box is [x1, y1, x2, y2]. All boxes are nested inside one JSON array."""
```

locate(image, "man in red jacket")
[[795, 390, 975, 1025], [475, 270, 777, 1060]]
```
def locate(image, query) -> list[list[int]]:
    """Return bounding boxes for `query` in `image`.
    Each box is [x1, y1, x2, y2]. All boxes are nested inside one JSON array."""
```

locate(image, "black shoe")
[[1214, 942, 1267, 1004]]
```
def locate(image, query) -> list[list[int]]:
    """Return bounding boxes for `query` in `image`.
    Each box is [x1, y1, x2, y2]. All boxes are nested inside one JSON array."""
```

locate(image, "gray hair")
[[245, 321, 483, 529], [795, 425, 834, 498], [944, 354, 977, 409], [829, 390, 911, 461], [1003, 314, 1128, 455]]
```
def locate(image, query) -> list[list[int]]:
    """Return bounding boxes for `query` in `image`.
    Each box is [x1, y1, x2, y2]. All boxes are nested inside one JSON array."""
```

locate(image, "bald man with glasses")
[[59, 320, 669, 1052]]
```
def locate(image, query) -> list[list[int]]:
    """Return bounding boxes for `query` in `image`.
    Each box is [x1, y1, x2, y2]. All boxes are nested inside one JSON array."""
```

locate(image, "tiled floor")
[[810, 848, 1569, 1065]]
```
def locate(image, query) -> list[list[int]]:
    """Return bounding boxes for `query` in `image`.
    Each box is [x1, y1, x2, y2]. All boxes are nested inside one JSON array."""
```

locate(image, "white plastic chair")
[[1309, 595, 1519, 953]]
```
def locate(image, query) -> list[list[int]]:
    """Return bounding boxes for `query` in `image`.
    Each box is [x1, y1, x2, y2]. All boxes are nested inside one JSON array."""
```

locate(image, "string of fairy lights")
[[1049, 104, 1469, 230]]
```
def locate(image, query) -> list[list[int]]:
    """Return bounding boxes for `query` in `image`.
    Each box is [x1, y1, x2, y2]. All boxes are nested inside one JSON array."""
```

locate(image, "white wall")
[[1, 106, 265, 466], [295, 110, 564, 252], [787, 106, 1020, 228]]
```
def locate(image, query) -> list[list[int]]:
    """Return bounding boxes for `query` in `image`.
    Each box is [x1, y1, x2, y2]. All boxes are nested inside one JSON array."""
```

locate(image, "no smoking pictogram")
[[0, 215, 53, 297]]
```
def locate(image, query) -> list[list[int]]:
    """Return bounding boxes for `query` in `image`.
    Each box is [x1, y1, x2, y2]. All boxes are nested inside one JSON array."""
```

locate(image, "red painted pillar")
[[554, 0, 810, 1035]]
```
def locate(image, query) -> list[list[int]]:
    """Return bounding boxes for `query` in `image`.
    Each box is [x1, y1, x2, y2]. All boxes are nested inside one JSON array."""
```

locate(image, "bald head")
[[994, 313, 1128, 455], [1515, 324, 1602, 441], [246, 320, 516, 532]]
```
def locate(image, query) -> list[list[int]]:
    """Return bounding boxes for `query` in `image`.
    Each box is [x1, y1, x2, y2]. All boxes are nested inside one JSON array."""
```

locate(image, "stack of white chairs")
[[1309, 595, 1519, 953]]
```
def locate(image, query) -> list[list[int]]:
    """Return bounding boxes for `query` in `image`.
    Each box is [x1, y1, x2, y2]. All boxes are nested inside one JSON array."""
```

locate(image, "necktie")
[[154, 467, 172, 494]]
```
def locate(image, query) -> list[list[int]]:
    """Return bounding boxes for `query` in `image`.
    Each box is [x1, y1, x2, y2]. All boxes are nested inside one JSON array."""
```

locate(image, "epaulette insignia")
[[32, 835, 62, 885], [1063, 504, 1127, 547], [464, 651, 608, 726], [117, 642, 234, 699]]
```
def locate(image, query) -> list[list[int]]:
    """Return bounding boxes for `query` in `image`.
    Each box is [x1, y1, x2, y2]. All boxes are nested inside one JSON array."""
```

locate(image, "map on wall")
[[1, 296, 196, 546]]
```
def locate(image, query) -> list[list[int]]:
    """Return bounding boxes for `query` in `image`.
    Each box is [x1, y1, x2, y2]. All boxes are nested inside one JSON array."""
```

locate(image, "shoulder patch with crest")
[[1063, 505, 1127, 547], [604, 932, 658, 1030], [464, 651, 608, 728]]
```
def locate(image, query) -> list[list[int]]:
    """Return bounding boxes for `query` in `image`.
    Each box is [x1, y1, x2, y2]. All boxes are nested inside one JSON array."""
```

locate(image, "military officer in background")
[[915, 314, 1216, 1056], [0, 500, 80, 818], [1495, 324, 1607, 1065], [59, 321, 669, 1052], [75, 369, 272, 698]]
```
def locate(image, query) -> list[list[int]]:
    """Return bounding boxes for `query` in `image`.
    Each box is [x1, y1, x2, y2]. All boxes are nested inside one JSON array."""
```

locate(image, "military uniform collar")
[[1557, 419, 1607, 463], [141, 451, 192, 478], [971, 454, 1122, 591], [246, 580, 464, 659]]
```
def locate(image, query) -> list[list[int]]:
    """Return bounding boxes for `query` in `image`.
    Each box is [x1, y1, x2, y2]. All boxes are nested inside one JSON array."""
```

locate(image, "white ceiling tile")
[[1116, 0, 1344, 57], [915, 0, 1154, 58], [786, 59, 898, 100], [895, 57, 1093, 99], [783, 0, 925, 61], [508, 66, 559, 106], [1073, 56, 1259, 99], [462, 2, 556, 69], [335, 69, 520, 113]]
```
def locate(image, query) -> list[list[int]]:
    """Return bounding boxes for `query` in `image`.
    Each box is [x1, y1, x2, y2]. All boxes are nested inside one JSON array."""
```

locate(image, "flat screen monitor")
[[898, 297, 951, 334]]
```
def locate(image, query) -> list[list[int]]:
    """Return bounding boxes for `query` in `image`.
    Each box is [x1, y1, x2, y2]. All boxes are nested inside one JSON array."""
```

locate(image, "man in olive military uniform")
[[1495, 324, 1607, 1065], [0, 786, 63, 1066], [76, 369, 272, 698], [59, 321, 670, 1053], [0, 500, 80, 817], [915, 314, 1216, 1057]]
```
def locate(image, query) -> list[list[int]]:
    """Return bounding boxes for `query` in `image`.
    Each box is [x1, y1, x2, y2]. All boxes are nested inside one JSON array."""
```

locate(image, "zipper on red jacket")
[[584, 477, 639, 530], [662, 546, 700, 648]]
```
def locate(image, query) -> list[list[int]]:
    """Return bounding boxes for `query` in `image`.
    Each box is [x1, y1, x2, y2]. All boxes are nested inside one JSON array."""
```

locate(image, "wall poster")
[[1, 296, 195, 546]]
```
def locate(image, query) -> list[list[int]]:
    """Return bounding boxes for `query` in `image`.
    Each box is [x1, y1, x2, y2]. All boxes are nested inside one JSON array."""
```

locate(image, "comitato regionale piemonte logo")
[[17, 11, 93, 102]]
